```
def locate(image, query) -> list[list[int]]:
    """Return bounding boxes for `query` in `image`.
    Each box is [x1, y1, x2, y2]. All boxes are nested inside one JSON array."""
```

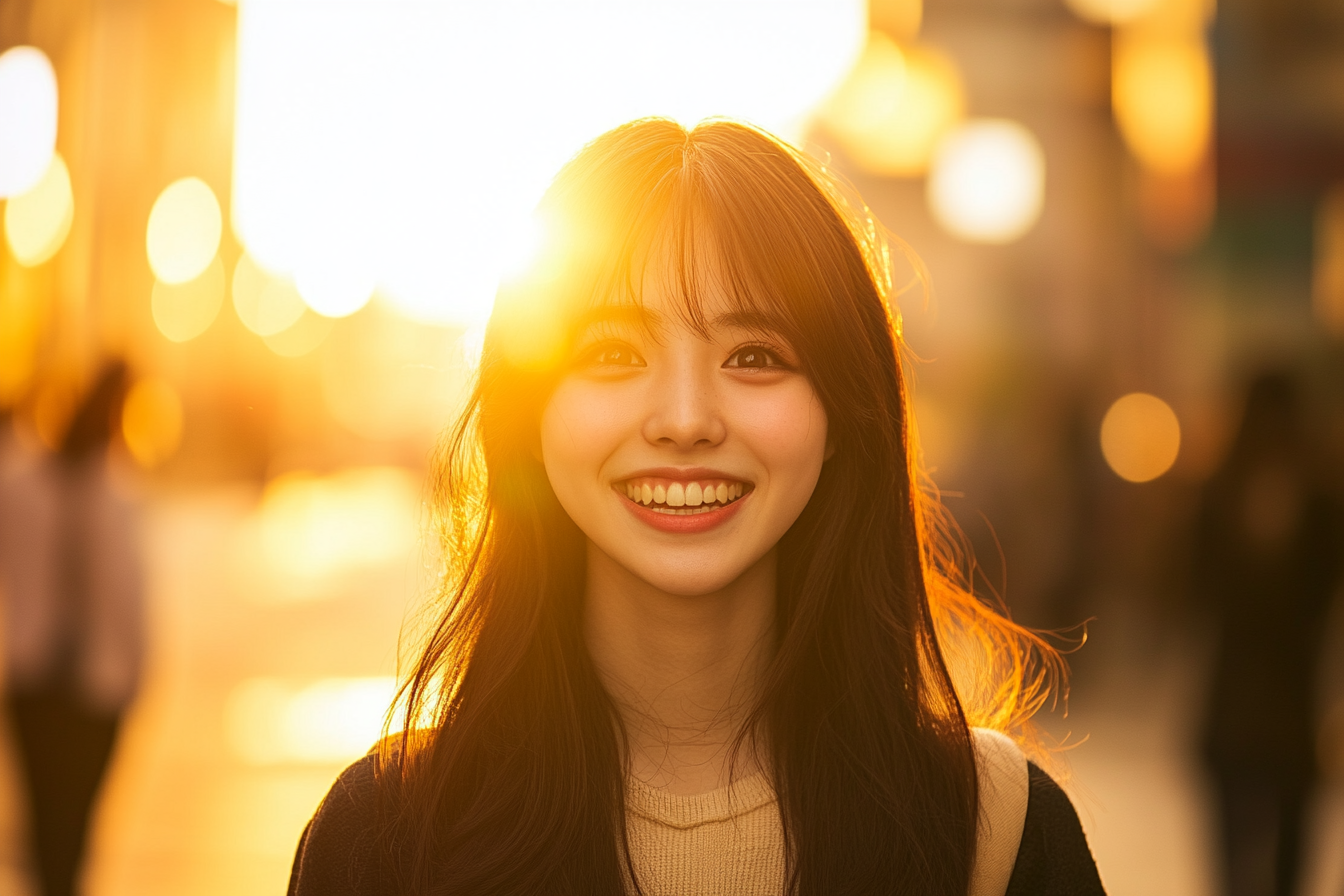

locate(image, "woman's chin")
[[595, 548, 771, 600]]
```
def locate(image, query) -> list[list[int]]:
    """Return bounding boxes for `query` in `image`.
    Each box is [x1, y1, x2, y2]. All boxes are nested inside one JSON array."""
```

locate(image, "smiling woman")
[[286, 119, 1106, 896]]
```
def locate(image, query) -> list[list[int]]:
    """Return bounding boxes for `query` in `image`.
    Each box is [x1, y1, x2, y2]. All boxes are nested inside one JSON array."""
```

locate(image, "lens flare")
[[4, 151, 72, 266], [1100, 392, 1181, 483], [152, 255, 226, 343], [0, 47, 58, 198], [927, 119, 1045, 244], [121, 377, 184, 469], [147, 177, 223, 285]]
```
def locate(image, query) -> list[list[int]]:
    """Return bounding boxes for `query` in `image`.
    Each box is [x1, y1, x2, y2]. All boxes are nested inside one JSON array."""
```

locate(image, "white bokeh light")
[[232, 0, 867, 326], [147, 177, 223, 284], [0, 46, 58, 198], [927, 119, 1045, 245]]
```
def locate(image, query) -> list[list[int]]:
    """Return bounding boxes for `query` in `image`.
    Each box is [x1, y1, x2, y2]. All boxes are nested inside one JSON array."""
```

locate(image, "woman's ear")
[[824, 434, 837, 462]]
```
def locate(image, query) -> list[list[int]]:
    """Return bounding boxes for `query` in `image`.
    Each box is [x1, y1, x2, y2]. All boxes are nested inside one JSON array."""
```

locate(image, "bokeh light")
[[0, 46, 58, 198], [1112, 35, 1211, 176], [1100, 392, 1181, 483], [1313, 184, 1344, 338], [262, 309, 334, 358], [870, 0, 924, 40], [121, 377, 184, 469], [232, 254, 306, 336], [4, 151, 72, 266], [231, 0, 866, 325], [225, 677, 396, 765], [233, 467, 420, 603], [151, 255, 226, 343], [1064, 0, 1161, 25], [927, 119, 1045, 244], [146, 176, 223, 284], [294, 258, 374, 319], [820, 34, 964, 177]]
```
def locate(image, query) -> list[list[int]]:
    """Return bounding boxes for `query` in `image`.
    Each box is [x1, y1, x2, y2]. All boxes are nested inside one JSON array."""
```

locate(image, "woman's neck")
[[583, 541, 776, 796]]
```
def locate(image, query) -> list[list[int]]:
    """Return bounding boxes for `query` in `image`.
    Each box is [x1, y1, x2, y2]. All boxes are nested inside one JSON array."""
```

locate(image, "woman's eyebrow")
[[573, 304, 666, 334], [709, 310, 788, 334]]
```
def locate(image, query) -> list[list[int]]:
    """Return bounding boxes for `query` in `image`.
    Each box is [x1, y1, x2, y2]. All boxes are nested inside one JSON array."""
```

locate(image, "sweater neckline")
[[625, 772, 776, 830]]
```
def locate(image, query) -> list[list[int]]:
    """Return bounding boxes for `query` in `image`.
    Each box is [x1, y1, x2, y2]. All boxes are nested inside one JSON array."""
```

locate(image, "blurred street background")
[[0, 0, 1342, 893]]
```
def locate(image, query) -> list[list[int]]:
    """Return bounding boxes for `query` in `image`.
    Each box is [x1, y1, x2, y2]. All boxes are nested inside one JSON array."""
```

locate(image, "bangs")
[[579, 163, 815, 353]]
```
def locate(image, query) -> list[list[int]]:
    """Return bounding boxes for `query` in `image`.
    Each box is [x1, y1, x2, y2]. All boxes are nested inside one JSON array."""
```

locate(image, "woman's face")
[[540, 257, 829, 597]]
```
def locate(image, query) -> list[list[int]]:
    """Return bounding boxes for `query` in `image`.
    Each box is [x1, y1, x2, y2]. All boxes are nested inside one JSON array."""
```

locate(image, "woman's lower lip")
[[620, 492, 748, 534]]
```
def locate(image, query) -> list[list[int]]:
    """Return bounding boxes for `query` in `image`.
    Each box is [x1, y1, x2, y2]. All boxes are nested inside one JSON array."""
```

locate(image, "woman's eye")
[[724, 345, 785, 370], [582, 343, 644, 368]]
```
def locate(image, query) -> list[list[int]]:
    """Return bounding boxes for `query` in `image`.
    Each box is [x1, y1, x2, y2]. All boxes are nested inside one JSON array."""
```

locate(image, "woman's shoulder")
[[1005, 761, 1107, 895], [967, 727, 1107, 896], [287, 750, 392, 896]]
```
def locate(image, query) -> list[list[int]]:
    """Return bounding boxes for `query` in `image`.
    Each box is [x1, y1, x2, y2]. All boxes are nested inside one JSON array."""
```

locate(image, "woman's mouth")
[[615, 478, 750, 515]]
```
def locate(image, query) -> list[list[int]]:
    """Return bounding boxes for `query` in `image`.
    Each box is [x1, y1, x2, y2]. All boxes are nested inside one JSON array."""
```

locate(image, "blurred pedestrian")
[[0, 362, 146, 896], [1194, 371, 1343, 896]]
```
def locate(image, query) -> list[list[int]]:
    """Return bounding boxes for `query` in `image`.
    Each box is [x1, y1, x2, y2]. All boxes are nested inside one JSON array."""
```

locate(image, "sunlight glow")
[[226, 677, 397, 765], [927, 119, 1045, 244], [121, 377, 184, 469], [0, 47, 57, 198], [819, 35, 964, 177], [152, 255, 226, 342], [146, 177, 223, 284], [1100, 392, 1181, 483], [4, 151, 72, 266], [232, 0, 866, 325]]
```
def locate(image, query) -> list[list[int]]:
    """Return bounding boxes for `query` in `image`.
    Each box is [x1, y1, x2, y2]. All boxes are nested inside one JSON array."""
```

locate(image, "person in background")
[[1194, 371, 1343, 896], [0, 361, 146, 896]]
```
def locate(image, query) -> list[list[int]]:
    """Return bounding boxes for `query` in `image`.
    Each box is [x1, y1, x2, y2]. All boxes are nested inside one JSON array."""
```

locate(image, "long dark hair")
[[386, 118, 1058, 895]]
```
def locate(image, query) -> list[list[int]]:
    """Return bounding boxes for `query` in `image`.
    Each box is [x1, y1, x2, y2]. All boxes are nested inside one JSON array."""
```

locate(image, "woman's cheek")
[[733, 385, 828, 471], [542, 382, 631, 468]]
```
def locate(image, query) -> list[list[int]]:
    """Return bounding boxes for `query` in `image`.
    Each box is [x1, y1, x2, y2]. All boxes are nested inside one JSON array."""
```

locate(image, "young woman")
[[288, 118, 1106, 895]]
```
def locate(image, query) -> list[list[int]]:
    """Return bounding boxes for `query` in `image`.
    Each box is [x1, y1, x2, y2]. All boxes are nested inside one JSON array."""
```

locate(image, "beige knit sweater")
[[623, 728, 1029, 896]]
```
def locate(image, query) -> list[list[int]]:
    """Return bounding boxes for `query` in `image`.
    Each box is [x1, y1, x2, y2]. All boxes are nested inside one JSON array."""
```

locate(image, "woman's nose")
[[641, 359, 726, 450]]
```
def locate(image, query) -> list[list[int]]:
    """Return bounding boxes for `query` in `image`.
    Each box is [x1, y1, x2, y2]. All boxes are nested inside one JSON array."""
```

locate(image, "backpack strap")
[[968, 727, 1030, 896]]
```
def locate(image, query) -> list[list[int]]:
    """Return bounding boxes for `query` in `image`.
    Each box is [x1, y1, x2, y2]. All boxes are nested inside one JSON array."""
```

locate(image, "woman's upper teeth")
[[621, 479, 746, 507]]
